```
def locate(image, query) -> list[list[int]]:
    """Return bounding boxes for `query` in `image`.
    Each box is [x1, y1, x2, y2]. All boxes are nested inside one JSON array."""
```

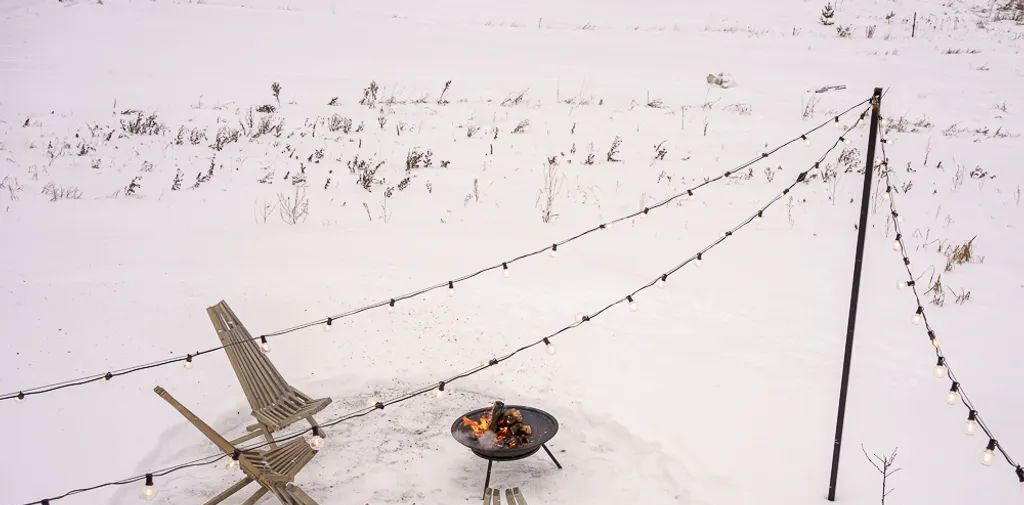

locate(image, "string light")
[[4, 98, 883, 407], [834, 116, 841, 128], [934, 357, 947, 378], [656, 274, 667, 288], [435, 381, 446, 398], [544, 338, 556, 355], [323, 317, 333, 332], [898, 279, 914, 289], [100, 372, 112, 383], [386, 299, 396, 313], [184, 354, 193, 369], [15, 392, 24, 403], [627, 295, 638, 312], [892, 234, 901, 251], [502, 262, 510, 278], [947, 382, 961, 405], [259, 336, 271, 353], [549, 243, 559, 258], [754, 210, 763, 223], [965, 410, 978, 436], [447, 281, 455, 297], [309, 427, 324, 450], [18, 100, 878, 505], [882, 186, 891, 201], [1016, 466, 1024, 490], [695, 252, 703, 266], [983, 439, 998, 466], [802, 134, 810, 145], [142, 474, 157, 501], [840, 136, 850, 145], [928, 330, 940, 349]]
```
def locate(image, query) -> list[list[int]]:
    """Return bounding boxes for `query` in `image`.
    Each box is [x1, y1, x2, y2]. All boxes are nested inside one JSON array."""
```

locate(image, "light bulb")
[[447, 281, 455, 297], [687, 190, 695, 201], [627, 296, 638, 312], [946, 382, 961, 405], [933, 358, 946, 378], [549, 244, 558, 258], [891, 238, 900, 251], [184, 355, 193, 369], [323, 318, 333, 332], [1016, 466, 1024, 489], [368, 397, 379, 407], [309, 433, 324, 450], [100, 372, 112, 383], [898, 280, 907, 289], [386, 299, 396, 313], [656, 275, 667, 288], [259, 336, 271, 353], [929, 331, 941, 349], [544, 338, 555, 355], [754, 211, 763, 223], [840, 137, 850, 145], [964, 411, 978, 435], [227, 450, 241, 469], [142, 474, 157, 501], [15, 392, 25, 403], [435, 382, 446, 398], [982, 440, 997, 466], [695, 253, 703, 266], [802, 135, 811, 145], [575, 312, 586, 323], [502, 263, 510, 278], [912, 309, 923, 325]]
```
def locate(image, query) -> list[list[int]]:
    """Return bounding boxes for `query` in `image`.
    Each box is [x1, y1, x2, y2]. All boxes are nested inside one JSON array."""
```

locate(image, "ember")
[[461, 401, 533, 449]]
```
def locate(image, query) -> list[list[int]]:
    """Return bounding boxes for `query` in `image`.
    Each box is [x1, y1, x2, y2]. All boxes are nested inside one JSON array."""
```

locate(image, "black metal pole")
[[827, 87, 883, 501]]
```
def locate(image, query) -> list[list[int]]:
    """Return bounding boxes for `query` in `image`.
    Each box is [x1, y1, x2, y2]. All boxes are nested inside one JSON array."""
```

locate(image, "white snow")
[[1, 1, 1022, 504]]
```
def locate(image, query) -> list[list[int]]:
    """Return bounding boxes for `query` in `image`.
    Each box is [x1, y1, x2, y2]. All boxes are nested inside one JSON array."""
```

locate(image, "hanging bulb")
[[946, 382, 960, 405], [754, 210, 763, 223], [687, 190, 695, 201], [912, 307, 924, 325], [142, 474, 157, 501], [627, 295, 638, 312], [695, 252, 703, 266], [502, 262, 510, 278], [801, 135, 810, 145], [184, 354, 194, 370], [447, 281, 455, 297], [964, 410, 978, 435], [100, 372, 112, 383], [933, 357, 947, 378], [928, 330, 940, 349], [435, 381, 446, 398], [1016, 466, 1024, 490], [833, 116, 841, 128], [882, 187, 891, 201], [982, 439, 997, 466], [15, 392, 25, 403], [544, 337, 556, 355], [549, 244, 558, 258], [259, 336, 271, 353], [309, 427, 324, 450], [656, 274, 667, 288], [898, 279, 913, 289], [386, 299, 396, 313], [574, 312, 589, 323], [323, 317, 333, 332], [227, 449, 241, 469]]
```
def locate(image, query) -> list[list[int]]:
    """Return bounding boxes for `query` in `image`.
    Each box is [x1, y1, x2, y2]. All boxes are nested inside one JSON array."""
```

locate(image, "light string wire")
[[1, 96, 874, 403], [19, 106, 872, 505], [877, 121, 1020, 478]]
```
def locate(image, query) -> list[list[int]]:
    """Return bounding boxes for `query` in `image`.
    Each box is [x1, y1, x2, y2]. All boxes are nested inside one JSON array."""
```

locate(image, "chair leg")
[[241, 486, 270, 505], [262, 429, 279, 449], [204, 477, 254, 505], [305, 416, 322, 436]]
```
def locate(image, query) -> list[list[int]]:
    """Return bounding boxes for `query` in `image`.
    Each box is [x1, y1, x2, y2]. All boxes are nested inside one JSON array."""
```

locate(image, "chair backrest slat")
[[208, 301, 291, 411]]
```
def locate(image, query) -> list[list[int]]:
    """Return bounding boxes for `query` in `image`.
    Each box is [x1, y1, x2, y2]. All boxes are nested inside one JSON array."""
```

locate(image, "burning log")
[[461, 401, 533, 449]]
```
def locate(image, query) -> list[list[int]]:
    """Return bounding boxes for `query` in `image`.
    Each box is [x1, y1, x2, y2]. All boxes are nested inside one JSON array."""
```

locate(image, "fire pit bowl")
[[451, 405, 559, 460]]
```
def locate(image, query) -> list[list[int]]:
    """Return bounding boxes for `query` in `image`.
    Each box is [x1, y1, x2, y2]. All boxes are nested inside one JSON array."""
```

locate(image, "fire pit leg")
[[483, 459, 493, 499], [541, 444, 562, 469]]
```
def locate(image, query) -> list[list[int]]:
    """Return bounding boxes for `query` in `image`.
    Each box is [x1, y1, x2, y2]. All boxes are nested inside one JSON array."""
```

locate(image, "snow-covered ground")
[[1, 1, 1022, 504]]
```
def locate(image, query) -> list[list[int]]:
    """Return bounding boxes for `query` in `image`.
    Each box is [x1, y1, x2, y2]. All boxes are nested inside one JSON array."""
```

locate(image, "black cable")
[[877, 119, 1019, 475], [18, 106, 871, 505], [1, 96, 874, 403]]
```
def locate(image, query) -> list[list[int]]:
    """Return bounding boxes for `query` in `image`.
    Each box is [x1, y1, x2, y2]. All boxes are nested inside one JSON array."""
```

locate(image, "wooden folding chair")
[[207, 300, 332, 447], [154, 386, 320, 505]]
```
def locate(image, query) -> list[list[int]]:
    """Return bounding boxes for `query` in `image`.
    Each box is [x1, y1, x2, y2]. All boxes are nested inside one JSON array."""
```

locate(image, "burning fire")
[[460, 402, 532, 449]]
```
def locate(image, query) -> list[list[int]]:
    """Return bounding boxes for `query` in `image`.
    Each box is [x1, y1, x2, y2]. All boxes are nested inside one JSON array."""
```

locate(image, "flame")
[[461, 413, 492, 437], [461, 413, 519, 447]]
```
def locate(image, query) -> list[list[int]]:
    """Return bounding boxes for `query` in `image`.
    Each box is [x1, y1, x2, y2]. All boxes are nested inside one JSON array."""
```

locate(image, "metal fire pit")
[[451, 405, 562, 496]]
